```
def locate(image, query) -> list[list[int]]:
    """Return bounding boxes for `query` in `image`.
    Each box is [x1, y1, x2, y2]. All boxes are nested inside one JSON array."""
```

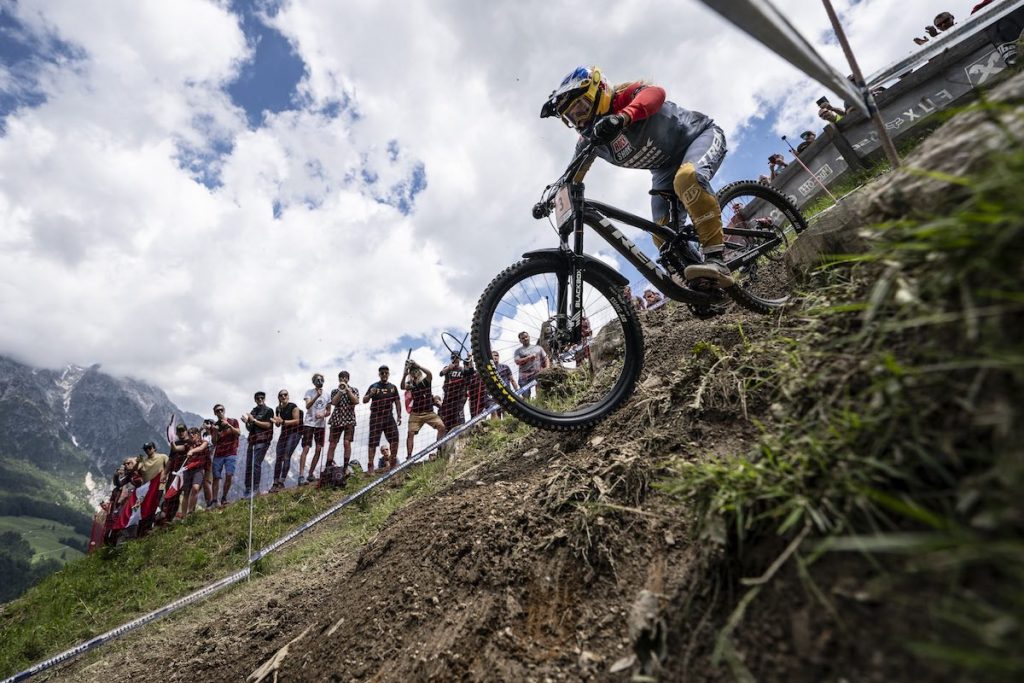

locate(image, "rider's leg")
[[671, 126, 733, 285]]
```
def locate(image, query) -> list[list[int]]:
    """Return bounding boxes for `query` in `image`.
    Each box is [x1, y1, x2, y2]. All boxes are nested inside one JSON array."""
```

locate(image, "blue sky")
[[225, 0, 304, 129], [0, 0, 957, 414]]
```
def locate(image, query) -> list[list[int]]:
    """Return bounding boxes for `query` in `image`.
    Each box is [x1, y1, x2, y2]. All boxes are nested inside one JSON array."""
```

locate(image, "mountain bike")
[[471, 138, 808, 431]]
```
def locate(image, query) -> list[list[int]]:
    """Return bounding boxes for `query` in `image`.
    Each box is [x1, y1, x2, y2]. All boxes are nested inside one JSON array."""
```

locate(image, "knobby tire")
[[471, 259, 644, 431]]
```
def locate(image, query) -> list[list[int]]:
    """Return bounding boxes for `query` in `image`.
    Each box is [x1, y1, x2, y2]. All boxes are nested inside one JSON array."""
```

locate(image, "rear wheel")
[[471, 258, 643, 431], [718, 180, 807, 307]]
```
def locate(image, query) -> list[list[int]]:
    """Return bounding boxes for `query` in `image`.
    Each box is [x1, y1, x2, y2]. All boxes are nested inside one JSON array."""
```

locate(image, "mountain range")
[[0, 354, 206, 598]]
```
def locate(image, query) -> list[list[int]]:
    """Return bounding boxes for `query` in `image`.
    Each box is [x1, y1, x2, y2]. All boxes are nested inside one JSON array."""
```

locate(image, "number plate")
[[553, 185, 573, 228]]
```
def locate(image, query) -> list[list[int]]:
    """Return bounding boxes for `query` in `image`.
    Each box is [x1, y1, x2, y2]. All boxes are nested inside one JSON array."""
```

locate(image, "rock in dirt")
[[627, 588, 667, 675]]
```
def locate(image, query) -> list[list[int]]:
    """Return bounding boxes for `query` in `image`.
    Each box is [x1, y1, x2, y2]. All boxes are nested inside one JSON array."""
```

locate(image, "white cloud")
[[0, 0, 957, 414]]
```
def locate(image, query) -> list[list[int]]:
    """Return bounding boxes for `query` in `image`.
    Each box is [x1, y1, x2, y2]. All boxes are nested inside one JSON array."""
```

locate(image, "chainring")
[[685, 279, 728, 319]]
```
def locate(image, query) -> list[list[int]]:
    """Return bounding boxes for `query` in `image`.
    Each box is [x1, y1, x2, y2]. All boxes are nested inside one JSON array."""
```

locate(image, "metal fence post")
[[821, 0, 902, 168]]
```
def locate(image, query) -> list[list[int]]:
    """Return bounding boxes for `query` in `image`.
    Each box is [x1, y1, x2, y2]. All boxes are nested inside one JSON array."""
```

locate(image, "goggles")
[[560, 92, 596, 129]]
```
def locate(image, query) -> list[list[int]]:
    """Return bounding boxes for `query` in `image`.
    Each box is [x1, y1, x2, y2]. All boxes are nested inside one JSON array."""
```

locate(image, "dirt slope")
[[48, 303, 777, 683]]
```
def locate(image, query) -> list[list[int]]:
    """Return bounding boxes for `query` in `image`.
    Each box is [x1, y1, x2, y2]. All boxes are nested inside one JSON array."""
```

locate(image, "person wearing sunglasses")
[[271, 390, 302, 491]]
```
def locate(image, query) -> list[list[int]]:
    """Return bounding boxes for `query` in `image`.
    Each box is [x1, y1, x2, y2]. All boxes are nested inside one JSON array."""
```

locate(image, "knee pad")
[[673, 162, 724, 248], [673, 163, 718, 223]]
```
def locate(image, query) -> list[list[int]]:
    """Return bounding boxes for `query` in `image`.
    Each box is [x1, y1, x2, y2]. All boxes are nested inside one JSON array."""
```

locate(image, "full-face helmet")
[[540, 66, 612, 129]]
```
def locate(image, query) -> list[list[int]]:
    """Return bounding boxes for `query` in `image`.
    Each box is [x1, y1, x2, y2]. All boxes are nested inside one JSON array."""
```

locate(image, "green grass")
[[0, 417, 532, 678], [0, 517, 86, 562], [659, 142, 1024, 679]]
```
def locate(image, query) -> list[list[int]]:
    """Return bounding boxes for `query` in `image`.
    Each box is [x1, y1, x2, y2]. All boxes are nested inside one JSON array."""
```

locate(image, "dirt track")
[[49, 285, 923, 682], [44, 300, 767, 682]]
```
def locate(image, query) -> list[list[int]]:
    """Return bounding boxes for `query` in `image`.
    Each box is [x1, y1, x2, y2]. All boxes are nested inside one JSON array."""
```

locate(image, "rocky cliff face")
[[0, 355, 203, 507]]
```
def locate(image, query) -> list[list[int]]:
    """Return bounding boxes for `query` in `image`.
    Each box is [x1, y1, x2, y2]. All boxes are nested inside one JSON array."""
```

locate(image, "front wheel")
[[471, 258, 644, 431]]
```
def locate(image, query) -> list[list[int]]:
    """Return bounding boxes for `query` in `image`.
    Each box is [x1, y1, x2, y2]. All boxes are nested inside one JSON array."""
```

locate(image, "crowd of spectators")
[[93, 353, 528, 548], [622, 284, 667, 312]]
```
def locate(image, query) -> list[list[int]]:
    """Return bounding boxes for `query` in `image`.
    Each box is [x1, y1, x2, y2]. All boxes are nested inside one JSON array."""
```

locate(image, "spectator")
[[271, 389, 303, 491], [816, 96, 845, 124], [135, 442, 167, 536], [574, 315, 593, 366], [439, 353, 471, 430], [758, 174, 771, 185], [623, 285, 646, 311], [768, 153, 788, 180], [489, 350, 519, 419], [180, 427, 210, 519], [105, 457, 139, 544], [327, 371, 359, 473], [210, 403, 240, 507], [298, 373, 331, 486], [363, 365, 402, 475], [241, 391, 274, 497], [643, 289, 664, 308], [795, 130, 816, 155], [466, 356, 488, 418], [200, 419, 216, 509], [934, 12, 955, 31], [514, 331, 550, 398], [160, 423, 190, 524], [402, 360, 447, 460], [377, 445, 395, 472], [538, 320, 555, 364], [914, 36, 930, 45]]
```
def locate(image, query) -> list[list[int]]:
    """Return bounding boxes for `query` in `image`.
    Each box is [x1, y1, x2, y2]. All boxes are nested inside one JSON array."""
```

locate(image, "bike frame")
[[544, 145, 784, 347], [536, 139, 782, 352]]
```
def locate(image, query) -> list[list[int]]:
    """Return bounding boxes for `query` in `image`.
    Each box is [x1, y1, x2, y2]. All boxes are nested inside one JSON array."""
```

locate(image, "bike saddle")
[[648, 189, 676, 200]]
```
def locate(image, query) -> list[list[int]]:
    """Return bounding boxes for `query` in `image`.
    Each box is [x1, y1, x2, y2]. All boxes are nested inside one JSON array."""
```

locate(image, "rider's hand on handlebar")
[[593, 114, 627, 143]]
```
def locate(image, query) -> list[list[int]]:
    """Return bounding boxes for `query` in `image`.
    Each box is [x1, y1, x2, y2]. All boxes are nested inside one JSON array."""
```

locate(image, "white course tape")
[[3, 567, 251, 683]]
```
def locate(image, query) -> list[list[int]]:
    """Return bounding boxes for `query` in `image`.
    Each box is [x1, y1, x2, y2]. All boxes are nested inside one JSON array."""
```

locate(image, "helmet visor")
[[560, 93, 595, 129]]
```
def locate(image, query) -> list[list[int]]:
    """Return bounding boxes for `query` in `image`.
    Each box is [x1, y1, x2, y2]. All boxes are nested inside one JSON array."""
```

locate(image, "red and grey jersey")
[[588, 82, 713, 170]]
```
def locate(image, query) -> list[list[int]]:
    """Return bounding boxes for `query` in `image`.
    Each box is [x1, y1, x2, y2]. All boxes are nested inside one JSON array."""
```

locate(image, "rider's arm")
[[613, 83, 665, 124]]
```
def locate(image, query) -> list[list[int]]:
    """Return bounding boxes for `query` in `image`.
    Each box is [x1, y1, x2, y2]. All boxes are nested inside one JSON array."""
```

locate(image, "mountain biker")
[[541, 66, 732, 286]]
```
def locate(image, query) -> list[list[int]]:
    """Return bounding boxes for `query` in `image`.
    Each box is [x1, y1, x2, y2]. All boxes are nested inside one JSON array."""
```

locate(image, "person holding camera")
[[402, 360, 446, 461], [768, 152, 788, 180], [209, 403, 240, 507], [327, 371, 359, 473], [298, 373, 331, 485]]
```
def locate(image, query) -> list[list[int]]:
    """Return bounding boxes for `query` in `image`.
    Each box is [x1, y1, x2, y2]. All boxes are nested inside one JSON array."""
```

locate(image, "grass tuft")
[[659, 142, 1024, 678]]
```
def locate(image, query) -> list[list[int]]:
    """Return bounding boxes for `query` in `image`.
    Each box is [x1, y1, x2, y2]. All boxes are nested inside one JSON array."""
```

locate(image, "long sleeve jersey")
[[589, 82, 714, 170]]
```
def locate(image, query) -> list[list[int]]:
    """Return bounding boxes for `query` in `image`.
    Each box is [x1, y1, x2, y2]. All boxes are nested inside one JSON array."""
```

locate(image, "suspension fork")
[[553, 186, 588, 348]]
